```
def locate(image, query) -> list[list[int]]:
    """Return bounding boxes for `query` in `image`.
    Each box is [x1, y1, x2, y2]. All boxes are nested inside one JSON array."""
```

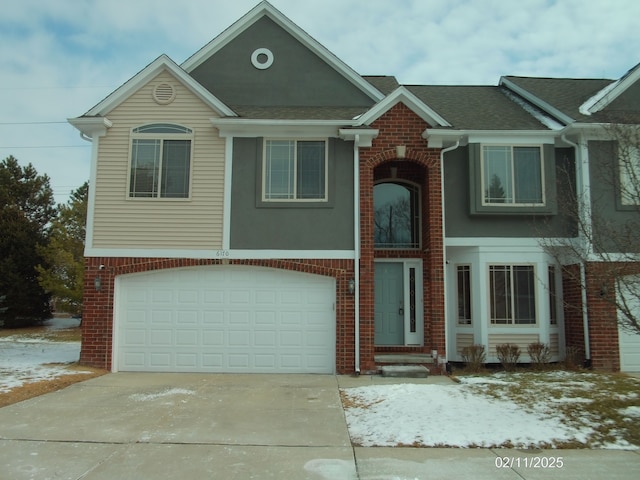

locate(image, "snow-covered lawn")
[[342, 371, 640, 449], [0, 318, 88, 393]]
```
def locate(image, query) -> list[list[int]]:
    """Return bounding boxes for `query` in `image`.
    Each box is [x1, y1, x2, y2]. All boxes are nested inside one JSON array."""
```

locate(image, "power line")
[[0, 145, 89, 149], [0, 121, 69, 125], [0, 86, 116, 90]]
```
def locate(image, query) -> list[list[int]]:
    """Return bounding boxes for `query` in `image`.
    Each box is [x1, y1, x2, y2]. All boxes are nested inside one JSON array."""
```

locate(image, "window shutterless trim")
[[456, 264, 472, 325], [480, 144, 545, 207], [261, 138, 328, 202], [126, 123, 194, 200], [488, 264, 537, 326]]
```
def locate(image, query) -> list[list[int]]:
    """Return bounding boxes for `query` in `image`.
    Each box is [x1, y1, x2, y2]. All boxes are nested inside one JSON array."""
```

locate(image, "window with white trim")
[[457, 265, 472, 325], [548, 265, 558, 325], [620, 145, 640, 206], [263, 139, 327, 201], [482, 145, 544, 205], [489, 265, 536, 325], [129, 124, 192, 198]]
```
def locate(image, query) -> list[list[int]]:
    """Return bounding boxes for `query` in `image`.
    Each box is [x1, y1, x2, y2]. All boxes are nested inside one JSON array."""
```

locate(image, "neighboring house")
[[69, 1, 640, 374]]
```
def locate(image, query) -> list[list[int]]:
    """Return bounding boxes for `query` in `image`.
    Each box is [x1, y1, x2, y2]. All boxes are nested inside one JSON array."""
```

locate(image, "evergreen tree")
[[0, 156, 56, 328], [37, 182, 88, 315]]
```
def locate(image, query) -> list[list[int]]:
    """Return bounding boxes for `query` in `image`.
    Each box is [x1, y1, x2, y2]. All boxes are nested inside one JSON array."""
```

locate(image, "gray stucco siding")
[[444, 145, 576, 238], [230, 137, 355, 250], [589, 140, 640, 253], [189, 16, 375, 108]]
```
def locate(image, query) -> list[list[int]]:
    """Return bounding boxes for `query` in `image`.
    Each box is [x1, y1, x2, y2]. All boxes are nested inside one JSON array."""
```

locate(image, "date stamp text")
[[495, 456, 564, 469]]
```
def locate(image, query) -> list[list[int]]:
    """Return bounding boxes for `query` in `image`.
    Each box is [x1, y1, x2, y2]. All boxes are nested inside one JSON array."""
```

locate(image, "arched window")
[[129, 124, 193, 198], [374, 182, 420, 248]]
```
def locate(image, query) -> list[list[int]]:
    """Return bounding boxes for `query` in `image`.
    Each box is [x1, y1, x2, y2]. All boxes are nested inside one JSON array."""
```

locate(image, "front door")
[[375, 262, 404, 345]]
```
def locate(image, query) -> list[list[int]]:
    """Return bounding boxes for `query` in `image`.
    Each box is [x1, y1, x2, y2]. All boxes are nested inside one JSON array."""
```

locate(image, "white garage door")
[[619, 326, 640, 372], [115, 266, 336, 373], [617, 275, 640, 373]]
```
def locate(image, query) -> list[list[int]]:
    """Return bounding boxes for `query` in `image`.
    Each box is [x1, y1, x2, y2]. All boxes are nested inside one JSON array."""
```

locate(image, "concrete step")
[[375, 354, 434, 364], [380, 365, 430, 378]]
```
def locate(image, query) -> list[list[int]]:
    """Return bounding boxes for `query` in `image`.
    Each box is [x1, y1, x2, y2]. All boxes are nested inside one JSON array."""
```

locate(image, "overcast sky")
[[1, 0, 638, 204]]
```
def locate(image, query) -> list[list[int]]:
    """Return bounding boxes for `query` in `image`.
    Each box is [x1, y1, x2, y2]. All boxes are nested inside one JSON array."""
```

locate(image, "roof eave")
[[499, 76, 575, 125], [424, 128, 560, 148], [210, 117, 357, 138]]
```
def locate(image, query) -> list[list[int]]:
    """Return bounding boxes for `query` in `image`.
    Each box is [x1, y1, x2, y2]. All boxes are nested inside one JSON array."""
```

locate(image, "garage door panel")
[[618, 275, 640, 373], [203, 330, 224, 345], [177, 311, 197, 324], [203, 311, 224, 324], [176, 330, 197, 346], [255, 330, 276, 346], [150, 310, 172, 324], [255, 311, 276, 325], [123, 329, 146, 345], [116, 266, 336, 373]]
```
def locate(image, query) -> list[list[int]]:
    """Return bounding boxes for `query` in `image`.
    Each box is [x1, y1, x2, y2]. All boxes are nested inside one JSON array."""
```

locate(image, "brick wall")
[[82, 257, 355, 373], [561, 264, 586, 363], [358, 103, 445, 370], [562, 261, 640, 371]]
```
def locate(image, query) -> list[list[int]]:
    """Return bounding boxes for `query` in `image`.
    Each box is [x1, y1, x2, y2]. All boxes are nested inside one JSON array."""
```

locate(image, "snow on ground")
[[341, 373, 640, 449], [0, 317, 87, 393], [130, 388, 195, 402]]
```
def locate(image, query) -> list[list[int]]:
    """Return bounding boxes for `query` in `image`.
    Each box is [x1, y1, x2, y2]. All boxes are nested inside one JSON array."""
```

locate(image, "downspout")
[[561, 133, 591, 362], [439, 139, 460, 373], [353, 134, 361, 374]]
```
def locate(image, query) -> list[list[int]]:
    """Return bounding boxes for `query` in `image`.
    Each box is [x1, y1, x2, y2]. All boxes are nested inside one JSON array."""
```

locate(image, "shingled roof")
[[405, 85, 553, 130], [502, 76, 614, 122]]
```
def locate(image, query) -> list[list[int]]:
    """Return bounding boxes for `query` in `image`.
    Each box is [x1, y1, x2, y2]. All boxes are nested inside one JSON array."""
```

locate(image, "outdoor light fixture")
[[348, 279, 355, 295], [94, 275, 101, 292]]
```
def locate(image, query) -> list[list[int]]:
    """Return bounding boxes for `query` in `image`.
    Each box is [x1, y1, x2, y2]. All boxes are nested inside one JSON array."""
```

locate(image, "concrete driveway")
[[1, 373, 640, 480], [0, 373, 355, 479]]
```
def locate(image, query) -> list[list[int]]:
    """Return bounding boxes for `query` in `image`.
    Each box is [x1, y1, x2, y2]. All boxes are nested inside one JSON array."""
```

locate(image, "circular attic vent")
[[153, 83, 176, 105]]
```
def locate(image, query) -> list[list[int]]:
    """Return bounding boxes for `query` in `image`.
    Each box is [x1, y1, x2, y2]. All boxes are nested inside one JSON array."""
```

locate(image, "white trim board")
[[84, 247, 356, 260]]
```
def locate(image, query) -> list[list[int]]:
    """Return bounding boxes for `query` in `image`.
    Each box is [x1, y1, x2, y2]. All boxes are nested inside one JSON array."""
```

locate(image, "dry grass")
[[0, 323, 106, 408], [461, 370, 640, 448]]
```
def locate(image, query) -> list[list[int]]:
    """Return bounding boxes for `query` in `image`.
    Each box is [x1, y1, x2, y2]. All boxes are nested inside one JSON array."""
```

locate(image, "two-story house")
[[69, 1, 640, 374]]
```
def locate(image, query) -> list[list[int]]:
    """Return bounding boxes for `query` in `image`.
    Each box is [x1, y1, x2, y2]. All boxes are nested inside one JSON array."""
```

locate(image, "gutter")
[[439, 139, 461, 371], [561, 133, 591, 362], [353, 134, 361, 375]]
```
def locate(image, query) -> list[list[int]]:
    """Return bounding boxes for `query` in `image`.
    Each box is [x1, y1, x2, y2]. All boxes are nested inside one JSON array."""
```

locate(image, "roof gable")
[[355, 86, 451, 128], [80, 55, 236, 118], [580, 63, 640, 117], [181, 1, 383, 106]]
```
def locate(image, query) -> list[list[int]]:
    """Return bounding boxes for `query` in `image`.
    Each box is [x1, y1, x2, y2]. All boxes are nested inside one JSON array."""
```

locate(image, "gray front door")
[[374, 262, 404, 345]]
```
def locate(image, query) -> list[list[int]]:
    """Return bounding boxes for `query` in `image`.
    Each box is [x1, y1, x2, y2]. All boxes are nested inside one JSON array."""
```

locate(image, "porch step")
[[380, 365, 430, 378], [375, 354, 434, 364]]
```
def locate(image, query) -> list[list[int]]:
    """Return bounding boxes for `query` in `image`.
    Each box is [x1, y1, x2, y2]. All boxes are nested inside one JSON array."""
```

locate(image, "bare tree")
[[540, 122, 640, 335]]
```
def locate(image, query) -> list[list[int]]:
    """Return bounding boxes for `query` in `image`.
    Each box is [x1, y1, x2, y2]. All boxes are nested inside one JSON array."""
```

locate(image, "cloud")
[[1, 0, 638, 203]]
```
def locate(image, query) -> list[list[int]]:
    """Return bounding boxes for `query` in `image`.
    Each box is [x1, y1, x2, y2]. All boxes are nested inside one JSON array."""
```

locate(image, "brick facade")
[[358, 103, 446, 371], [82, 257, 355, 373], [562, 261, 640, 371]]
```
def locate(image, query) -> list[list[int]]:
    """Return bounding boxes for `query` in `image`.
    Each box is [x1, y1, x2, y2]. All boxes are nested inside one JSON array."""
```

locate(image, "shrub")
[[460, 344, 486, 372], [527, 342, 551, 369], [564, 345, 583, 370], [496, 343, 521, 371]]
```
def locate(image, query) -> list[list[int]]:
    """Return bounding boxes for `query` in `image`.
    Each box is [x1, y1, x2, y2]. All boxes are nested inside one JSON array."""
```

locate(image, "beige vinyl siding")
[[455, 333, 474, 354], [92, 71, 225, 249], [488, 334, 539, 358], [549, 332, 559, 357]]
